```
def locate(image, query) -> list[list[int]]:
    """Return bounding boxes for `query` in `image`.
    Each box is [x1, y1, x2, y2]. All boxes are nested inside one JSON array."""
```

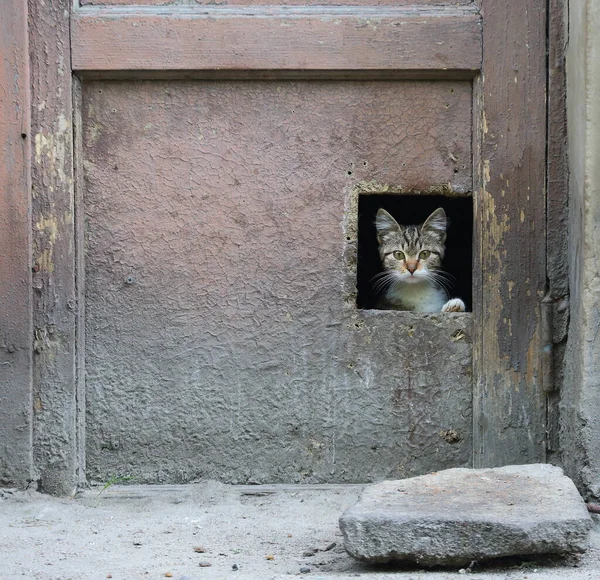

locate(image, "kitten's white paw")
[[442, 298, 466, 313]]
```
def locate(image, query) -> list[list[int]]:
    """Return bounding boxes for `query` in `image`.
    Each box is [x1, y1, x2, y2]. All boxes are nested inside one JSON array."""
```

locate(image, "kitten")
[[374, 207, 465, 313]]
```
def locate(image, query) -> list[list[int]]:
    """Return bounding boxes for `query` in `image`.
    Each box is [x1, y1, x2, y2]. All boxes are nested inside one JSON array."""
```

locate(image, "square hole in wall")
[[356, 194, 473, 311]]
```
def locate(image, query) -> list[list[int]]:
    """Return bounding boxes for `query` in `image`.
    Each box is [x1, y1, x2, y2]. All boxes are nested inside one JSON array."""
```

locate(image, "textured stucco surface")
[[82, 80, 473, 484], [563, 0, 600, 499]]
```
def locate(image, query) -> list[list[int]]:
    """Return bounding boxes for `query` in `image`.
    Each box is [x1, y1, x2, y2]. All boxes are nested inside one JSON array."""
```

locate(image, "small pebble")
[[323, 542, 336, 552], [232, 563, 239, 571], [302, 549, 317, 557], [198, 562, 212, 567], [300, 567, 311, 574], [458, 570, 466, 575], [193, 546, 207, 553], [266, 555, 275, 560], [165, 574, 173, 578]]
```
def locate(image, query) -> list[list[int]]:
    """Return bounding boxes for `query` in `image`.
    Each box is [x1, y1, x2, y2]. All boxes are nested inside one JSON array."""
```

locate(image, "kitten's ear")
[[375, 209, 401, 242], [422, 208, 447, 236]]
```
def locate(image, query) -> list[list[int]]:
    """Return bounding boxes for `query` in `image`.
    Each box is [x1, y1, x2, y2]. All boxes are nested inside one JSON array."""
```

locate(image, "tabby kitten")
[[374, 207, 465, 312]]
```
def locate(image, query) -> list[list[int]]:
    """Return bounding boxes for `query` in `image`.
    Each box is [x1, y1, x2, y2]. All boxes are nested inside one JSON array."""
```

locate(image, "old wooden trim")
[[71, 7, 482, 74], [473, 0, 548, 466], [80, 0, 472, 6], [546, 0, 569, 459], [30, 0, 78, 495], [0, 0, 33, 486], [73, 76, 87, 488], [547, 0, 569, 305], [471, 73, 485, 467]]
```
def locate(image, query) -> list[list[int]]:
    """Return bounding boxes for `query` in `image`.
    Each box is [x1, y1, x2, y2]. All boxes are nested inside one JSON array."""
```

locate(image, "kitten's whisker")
[[431, 269, 456, 283], [428, 268, 452, 280], [423, 272, 452, 295], [427, 271, 451, 285], [371, 271, 402, 295], [430, 277, 452, 294], [373, 276, 396, 294], [371, 271, 392, 281]]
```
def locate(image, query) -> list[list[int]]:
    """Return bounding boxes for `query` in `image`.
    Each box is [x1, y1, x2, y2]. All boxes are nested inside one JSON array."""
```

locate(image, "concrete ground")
[[1, 482, 598, 580]]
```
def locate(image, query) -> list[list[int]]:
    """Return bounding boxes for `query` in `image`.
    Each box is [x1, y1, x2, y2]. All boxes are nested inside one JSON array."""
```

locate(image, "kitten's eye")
[[393, 251, 405, 261], [419, 250, 431, 260]]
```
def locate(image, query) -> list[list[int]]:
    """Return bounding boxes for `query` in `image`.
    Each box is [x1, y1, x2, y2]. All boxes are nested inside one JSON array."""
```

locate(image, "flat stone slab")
[[339, 464, 592, 567]]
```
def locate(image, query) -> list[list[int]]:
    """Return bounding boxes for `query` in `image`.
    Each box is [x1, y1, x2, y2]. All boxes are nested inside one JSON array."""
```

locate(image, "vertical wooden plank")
[[29, 0, 78, 494], [73, 77, 87, 487], [546, 0, 569, 459], [0, 0, 33, 486], [547, 0, 569, 306], [473, 0, 548, 466], [471, 74, 485, 466]]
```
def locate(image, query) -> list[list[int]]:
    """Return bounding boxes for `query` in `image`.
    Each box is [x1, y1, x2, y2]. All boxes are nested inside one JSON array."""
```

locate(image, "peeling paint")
[[483, 159, 491, 183], [34, 115, 72, 189], [34, 132, 49, 165], [34, 215, 60, 273], [58, 114, 70, 133], [36, 249, 55, 274], [36, 215, 59, 245]]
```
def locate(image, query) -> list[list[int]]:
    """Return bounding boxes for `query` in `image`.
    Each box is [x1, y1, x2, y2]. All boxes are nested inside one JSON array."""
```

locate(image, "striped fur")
[[374, 208, 464, 312]]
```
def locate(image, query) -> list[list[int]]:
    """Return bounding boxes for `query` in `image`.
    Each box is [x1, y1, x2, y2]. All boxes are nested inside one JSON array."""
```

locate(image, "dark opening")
[[356, 194, 473, 311]]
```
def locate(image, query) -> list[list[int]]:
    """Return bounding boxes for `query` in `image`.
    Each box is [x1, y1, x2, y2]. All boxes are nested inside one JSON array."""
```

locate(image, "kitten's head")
[[375, 208, 447, 284]]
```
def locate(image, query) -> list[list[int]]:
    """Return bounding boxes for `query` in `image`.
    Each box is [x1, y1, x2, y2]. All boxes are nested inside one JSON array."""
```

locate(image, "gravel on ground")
[[1, 482, 598, 580]]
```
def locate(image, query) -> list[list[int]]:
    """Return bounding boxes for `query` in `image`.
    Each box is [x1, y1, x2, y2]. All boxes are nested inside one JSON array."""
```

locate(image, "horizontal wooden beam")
[[71, 7, 482, 73]]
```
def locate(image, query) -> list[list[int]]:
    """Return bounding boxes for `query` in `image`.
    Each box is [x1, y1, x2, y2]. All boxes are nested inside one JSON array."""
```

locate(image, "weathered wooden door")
[[12, 0, 548, 493]]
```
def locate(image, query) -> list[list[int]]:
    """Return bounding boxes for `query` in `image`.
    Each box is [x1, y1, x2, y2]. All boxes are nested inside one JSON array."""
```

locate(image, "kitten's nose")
[[407, 263, 417, 274]]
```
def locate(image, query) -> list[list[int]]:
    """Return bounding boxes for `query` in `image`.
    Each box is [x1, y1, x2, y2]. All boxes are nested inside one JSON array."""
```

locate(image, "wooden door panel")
[[17, 0, 548, 493], [82, 80, 472, 483]]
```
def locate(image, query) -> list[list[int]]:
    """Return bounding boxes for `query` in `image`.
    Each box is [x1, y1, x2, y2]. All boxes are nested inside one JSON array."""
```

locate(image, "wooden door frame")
[[28, 0, 78, 495], [0, 0, 32, 486], [472, 0, 548, 467], [0, 0, 560, 493]]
